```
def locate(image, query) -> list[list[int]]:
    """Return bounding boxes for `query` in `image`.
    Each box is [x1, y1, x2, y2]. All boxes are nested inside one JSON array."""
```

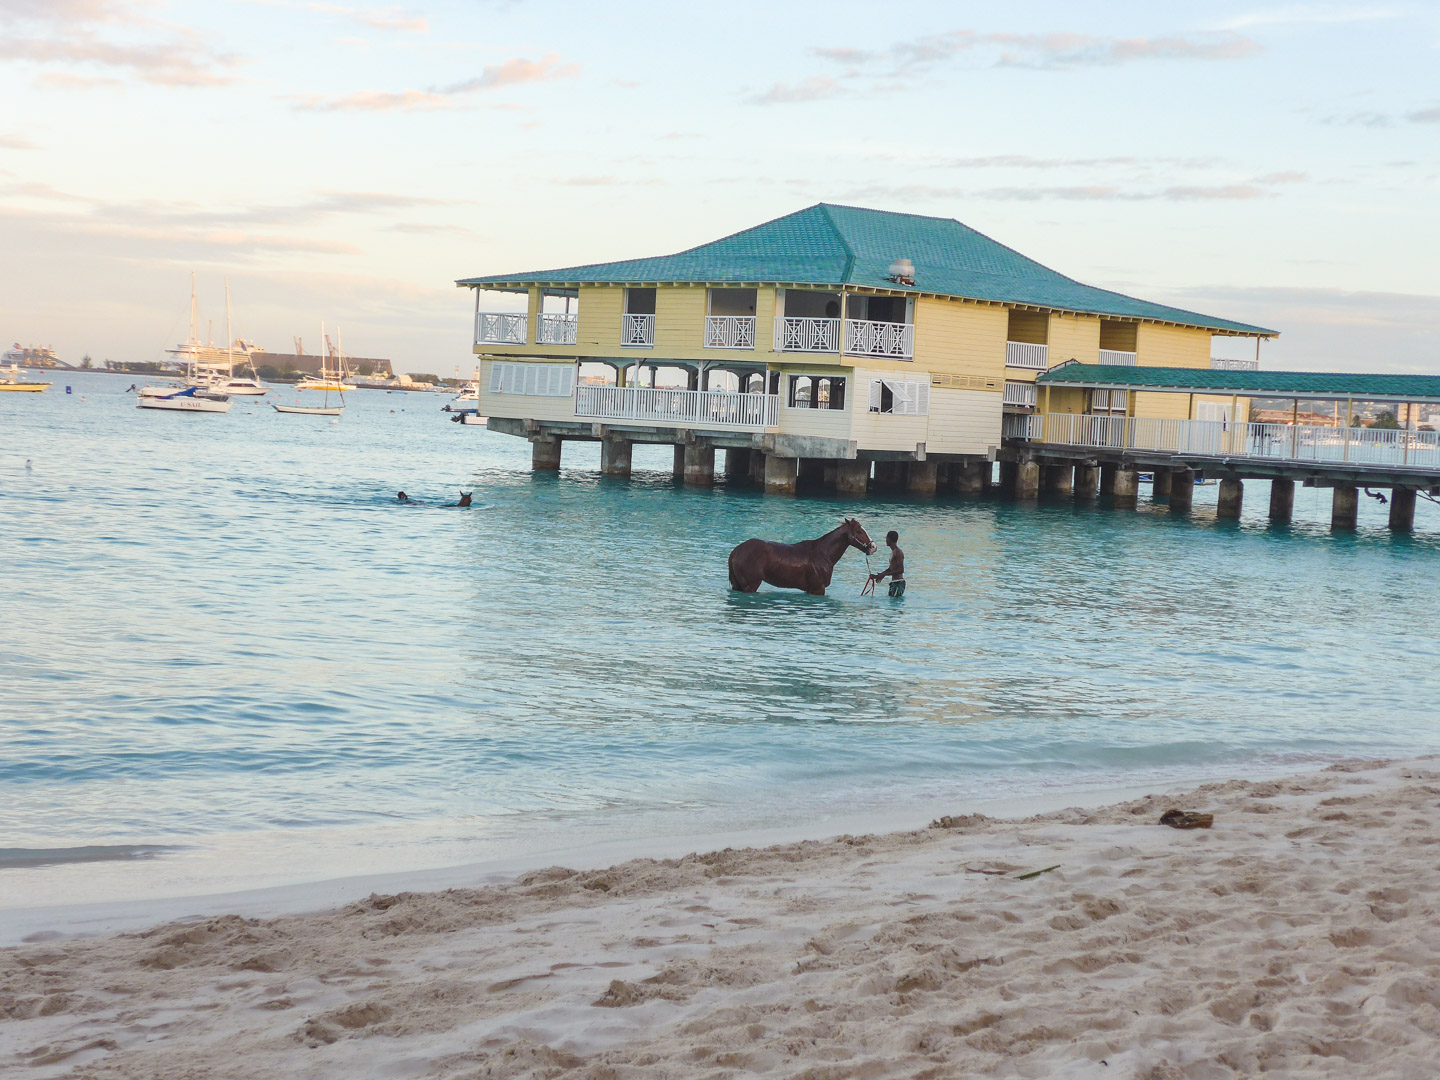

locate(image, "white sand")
[[3, 757, 1438, 1079]]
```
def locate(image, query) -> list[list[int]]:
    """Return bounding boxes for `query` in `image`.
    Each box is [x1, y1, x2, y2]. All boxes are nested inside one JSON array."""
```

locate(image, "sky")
[[1, 0, 1437, 374]]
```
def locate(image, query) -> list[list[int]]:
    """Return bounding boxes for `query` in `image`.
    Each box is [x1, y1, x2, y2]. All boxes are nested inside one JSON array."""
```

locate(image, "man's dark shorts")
[[888, 580, 906, 598]]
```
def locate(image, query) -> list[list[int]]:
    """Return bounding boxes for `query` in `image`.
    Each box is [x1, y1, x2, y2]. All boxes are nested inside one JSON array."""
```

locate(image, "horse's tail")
[[727, 547, 742, 591]]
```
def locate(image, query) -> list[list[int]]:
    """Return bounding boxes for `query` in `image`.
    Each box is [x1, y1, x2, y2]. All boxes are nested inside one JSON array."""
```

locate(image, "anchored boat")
[[136, 385, 232, 413], [0, 362, 50, 392]]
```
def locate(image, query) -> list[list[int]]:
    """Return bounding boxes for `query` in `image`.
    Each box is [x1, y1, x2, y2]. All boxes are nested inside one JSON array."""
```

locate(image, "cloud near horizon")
[[750, 28, 1260, 104], [290, 53, 579, 111]]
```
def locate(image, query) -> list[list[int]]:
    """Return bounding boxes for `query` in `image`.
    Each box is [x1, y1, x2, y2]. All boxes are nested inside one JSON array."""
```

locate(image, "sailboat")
[[208, 279, 267, 395], [273, 320, 346, 415], [138, 276, 232, 412]]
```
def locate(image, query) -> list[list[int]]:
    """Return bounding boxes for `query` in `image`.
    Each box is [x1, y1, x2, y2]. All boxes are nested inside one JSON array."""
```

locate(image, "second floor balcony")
[[772, 317, 914, 359], [537, 312, 578, 346], [1005, 341, 1049, 369], [476, 312, 527, 345], [621, 313, 655, 348], [705, 315, 756, 350], [575, 384, 778, 429], [1099, 349, 1137, 366]]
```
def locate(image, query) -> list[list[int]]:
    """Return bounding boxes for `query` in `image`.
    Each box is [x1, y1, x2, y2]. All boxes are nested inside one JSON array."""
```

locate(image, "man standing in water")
[[870, 530, 905, 597]]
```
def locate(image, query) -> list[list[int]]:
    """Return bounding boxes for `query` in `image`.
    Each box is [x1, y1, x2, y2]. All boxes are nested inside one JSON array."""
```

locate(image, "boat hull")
[[0, 383, 48, 392], [272, 404, 344, 416], [138, 395, 232, 413]]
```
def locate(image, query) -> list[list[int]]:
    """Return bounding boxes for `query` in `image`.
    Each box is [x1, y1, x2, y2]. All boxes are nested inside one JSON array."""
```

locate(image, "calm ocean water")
[[4, 371, 1439, 904]]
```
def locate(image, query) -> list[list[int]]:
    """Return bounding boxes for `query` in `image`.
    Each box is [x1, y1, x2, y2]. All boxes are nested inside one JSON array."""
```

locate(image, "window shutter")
[[868, 379, 882, 412], [913, 379, 929, 417], [490, 364, 504, 394]]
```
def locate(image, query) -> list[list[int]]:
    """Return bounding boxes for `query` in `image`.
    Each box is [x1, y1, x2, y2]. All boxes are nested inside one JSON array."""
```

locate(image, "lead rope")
[[861, 550, 876, 596]]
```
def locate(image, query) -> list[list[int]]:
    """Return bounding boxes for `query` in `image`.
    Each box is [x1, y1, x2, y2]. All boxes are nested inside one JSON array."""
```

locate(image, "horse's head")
[[843, 518, 878, 555]]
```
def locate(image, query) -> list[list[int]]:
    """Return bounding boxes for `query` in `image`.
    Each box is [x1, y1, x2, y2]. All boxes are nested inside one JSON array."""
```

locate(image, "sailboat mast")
[[225, 277, 234, 377]]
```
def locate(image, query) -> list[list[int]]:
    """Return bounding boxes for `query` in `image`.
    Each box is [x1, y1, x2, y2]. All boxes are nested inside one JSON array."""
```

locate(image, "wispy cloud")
[[0, 0, 243, 87], [1213, 5, 1401, 31], [751, 28, 1260, 103], [848, 172, 1302, 204], [0, 133, 37, 149], [1408, 107, 1440, 124], [746, 76, 844, 105], [290, 52, 578, 111], [1322, 106, 1440, 127], [303, 3, 427, 32]]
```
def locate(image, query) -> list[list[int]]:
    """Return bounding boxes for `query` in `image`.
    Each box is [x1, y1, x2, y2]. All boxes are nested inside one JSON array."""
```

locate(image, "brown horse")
[[728, 518, 877, 596]]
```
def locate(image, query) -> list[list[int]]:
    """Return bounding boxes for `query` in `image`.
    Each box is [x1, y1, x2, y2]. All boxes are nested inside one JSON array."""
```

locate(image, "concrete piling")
[[1151, 470, 1173, 498], [1042, 463, 1073, 496], [1217, 477, 1244, 519], [907, 461, 938, 495], [835, 460, 869, 495], [672, 445, 686, 481], [683, 444, 715, 486], [1074, 464, 1100, 501], [955, 460, 989, 496], [1015, 460, 1040, 500], [1269, 478, 1295, 524], [1332, 485, 1359, 530], [1099, 464, 1118, 497], [531, 437, 562, 471], [599, 438, 632, 478], [1112, 466, 1139, 508], [1389, 486, 1416, 532], [1169, 470, 1194, 512], [764, 454, 798, 496]]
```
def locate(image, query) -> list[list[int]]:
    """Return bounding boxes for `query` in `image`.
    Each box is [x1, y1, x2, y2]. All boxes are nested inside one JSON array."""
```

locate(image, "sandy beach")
[[3, 757, 1438, 1079]]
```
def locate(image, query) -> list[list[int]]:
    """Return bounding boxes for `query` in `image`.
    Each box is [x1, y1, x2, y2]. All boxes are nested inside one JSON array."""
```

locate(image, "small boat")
[[217, 374, 268, 396], [0, 362, 50, 392], [273, 402, 344, 416], [136, 385, 232, 413]]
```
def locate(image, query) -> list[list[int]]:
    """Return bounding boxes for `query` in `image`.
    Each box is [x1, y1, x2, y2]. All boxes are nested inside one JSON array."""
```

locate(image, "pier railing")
[[844, 319, 914, 359], [1019, 413, 1440, 471], [774, 316, 840, 353], [575, 385, 779, 429], [1098, 349, 1138, 366]]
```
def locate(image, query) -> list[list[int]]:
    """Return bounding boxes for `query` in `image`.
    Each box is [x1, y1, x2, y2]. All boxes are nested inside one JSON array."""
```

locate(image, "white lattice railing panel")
[[1212, 357, 1260, 371], [536, 313, 578, 345], [476, 312, 528, 345], [1005, 341, 1049, 369], [1003, 380, 1037, 407], [704, 315, 756, 350], [844, 319, 914, 359], [621, 314, 655, 347], [575, 385, 778, 429], [773, 316, 840, 353], [1099, 349, 1138, 366]]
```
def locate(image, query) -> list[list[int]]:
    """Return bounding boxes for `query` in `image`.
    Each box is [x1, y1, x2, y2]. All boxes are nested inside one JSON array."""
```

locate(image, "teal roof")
[[1037, 363, 1440, 402], [457, 203, 1276, 337]]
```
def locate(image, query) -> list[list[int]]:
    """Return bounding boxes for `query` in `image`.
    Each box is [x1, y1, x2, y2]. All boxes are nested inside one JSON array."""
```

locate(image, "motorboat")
[[136, 385, 232, 413], [0, 362, 50, 392]]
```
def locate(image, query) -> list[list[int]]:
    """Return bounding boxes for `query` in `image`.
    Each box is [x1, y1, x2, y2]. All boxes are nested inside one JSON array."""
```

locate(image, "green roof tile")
[[457, 203, 1276, 337], [1037, 363, 1440, 402]]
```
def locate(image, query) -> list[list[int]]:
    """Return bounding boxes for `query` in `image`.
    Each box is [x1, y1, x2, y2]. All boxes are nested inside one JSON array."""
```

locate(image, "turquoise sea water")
[[3, 372, 1439, 903]]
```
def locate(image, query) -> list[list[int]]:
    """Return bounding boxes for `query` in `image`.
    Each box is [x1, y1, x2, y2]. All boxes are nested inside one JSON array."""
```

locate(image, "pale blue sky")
[[1, 0, 1437, 373]]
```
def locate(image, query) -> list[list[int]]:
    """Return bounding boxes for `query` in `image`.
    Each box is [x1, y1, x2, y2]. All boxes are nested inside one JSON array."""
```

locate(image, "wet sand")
[[3, 757, 1438, 1079]]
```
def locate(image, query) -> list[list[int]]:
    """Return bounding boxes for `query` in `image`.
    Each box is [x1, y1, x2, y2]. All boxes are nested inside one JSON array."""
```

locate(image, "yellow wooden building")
[[457, 204, 1275, 493]]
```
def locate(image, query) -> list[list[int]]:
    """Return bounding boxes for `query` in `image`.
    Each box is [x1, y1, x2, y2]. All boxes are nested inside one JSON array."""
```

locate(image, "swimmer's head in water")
[[397, 491, 408, 501]]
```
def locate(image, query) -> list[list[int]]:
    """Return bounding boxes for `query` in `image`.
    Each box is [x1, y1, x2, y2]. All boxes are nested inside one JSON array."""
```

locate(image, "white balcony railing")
[[537, 312, 578, 346], [774, 316, 840, 353], [1212, 357, 1259, 371], [1005, 341, 1049, 369], [575, 385, 779, 429], [1099, 349, 1138, 366], [1003, 380, 1038, 408], [705, 315, 756, 350], [621, 313, 655, 348], [476, 312, 527, 345], [1002, 413, 1044, 440], [1017, 413, 1440, 471], [844, 319, 914, 359]]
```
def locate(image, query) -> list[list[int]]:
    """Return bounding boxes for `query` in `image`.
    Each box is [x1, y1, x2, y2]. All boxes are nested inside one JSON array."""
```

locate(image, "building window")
[[867, 378, 928, 416], [788, 375, 847, 410], [1089, 389, 1128, 414]]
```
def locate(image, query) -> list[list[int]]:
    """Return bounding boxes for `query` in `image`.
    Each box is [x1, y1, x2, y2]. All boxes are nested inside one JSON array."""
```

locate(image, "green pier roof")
[[457, 204, 1276, 337], [1037, 364, 1440, 403]]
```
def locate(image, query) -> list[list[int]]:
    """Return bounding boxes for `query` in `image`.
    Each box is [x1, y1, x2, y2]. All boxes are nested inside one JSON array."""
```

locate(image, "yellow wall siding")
[[1099, 320, 1138, 351], [1136, 323, 1210, 368], [1039, 386, 1087, 415], [656, 287, 706, 352], [913, 297, 1007, 380], [777, 401, 854, 440], [1134, 391, 1190, 420], [576, 285, 624, 352], [477, 358, 578, 423], [1048, 313, 1101, 366], [926, 388, 1003, 455]]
